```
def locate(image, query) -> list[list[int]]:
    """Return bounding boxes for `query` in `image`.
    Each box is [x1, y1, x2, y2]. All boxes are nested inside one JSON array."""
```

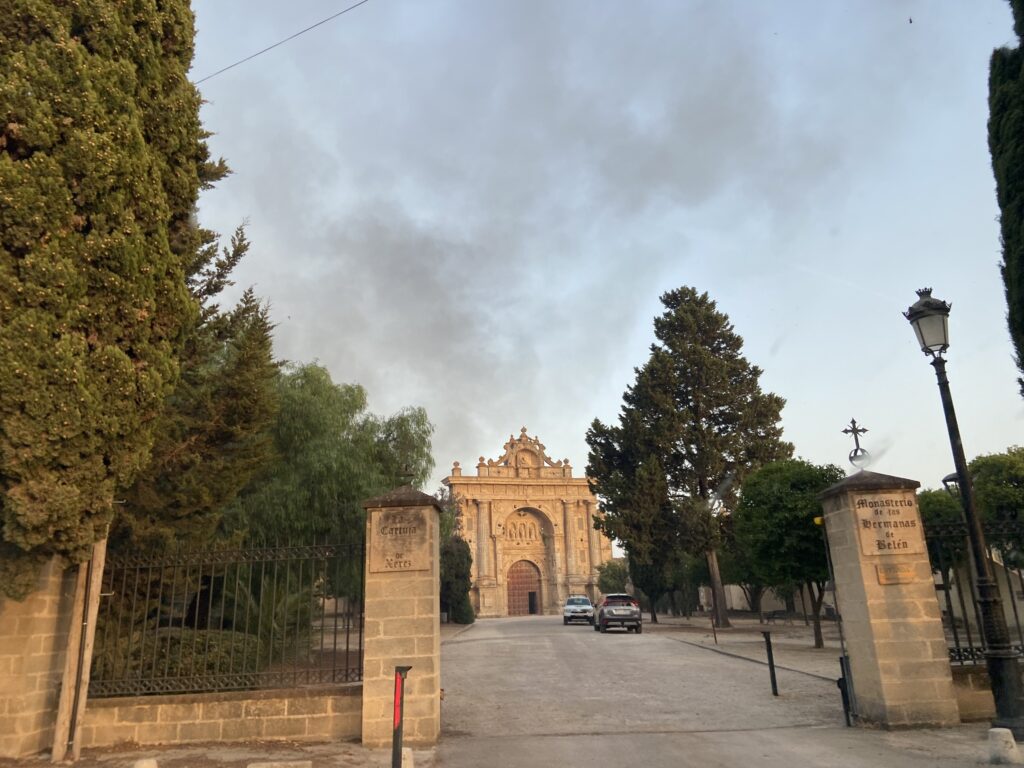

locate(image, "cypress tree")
[[587, 287, 792, 627], [990, 0, 1024, 396], [112, 279, 280, 551], [0, 2, 212, 596]]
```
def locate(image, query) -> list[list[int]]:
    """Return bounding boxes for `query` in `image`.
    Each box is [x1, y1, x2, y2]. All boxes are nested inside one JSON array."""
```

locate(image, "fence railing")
[[90, 541, 364, 697], [924, 519, 1024, 664]]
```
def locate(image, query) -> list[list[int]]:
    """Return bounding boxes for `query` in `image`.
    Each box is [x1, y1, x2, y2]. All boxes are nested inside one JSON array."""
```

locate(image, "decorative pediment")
[[495, 427, 561, 468], [471, 427, 573, 479]]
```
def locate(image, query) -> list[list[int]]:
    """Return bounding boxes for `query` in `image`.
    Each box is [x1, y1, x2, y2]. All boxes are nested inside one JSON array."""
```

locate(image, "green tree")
[[717, 513, 767, 616], [111, 227, 279, 551], [222, 363, 434, 546], [664, 551, 708, 617], [918, 487, 968, 615], [440, 535, 475, 624], [434, 483, 475, 623], [989, 0, 1024, 397], [733, 459, 844, 648], [596, 559, 629, 594], [971, 446, 1024, 522], [0, 1, 216, 597], [587, 287, 792, 627], [434, 484, 463, 541], [585, 441, 677, 622]]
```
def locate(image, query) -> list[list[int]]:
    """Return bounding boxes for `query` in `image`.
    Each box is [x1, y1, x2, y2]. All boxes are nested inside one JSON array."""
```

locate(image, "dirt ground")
[[1, 740, 435, 767]]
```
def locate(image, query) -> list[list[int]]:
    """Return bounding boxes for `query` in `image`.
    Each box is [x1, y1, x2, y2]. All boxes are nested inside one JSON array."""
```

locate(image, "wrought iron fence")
[[924, 519, 1024, 664], [90, 541, 364, 697]]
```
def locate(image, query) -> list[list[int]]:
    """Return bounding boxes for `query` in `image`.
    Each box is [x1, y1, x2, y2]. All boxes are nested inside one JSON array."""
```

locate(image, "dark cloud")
[[193, 0, 1023, 486]]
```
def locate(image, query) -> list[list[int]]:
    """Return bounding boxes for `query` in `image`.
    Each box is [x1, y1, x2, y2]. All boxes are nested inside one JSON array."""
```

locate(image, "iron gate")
[[924, 520, 1024, 664], [89, 540, 364, 697]]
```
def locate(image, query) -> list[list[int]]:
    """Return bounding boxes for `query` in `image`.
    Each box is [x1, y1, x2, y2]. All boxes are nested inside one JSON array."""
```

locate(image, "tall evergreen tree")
[[990, 0, 1024, 397], [586, 429, 677, 622], [0, 2, 215, 596], [112, 275, 280, 551], [587, 287, 791, 627]]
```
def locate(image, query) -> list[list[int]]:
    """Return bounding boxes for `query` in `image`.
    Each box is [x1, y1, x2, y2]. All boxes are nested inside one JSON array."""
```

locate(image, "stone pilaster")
[[474, 499, 488, 583], [562, 500, 576, 577], [0, 559, 76, 759], [585, 501, 598, 582], [361, 487, 442, 748], [820, 470, 959, 728]]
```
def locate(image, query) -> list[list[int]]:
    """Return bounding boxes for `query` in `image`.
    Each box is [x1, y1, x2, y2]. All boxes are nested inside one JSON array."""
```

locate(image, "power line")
[[195, 0, 374, 85]]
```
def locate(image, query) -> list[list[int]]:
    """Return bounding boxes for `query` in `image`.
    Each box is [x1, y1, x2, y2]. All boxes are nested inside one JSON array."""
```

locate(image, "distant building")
[[443, 428, 613, 617]]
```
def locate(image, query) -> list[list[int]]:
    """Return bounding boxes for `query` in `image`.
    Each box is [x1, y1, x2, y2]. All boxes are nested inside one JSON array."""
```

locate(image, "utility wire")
[[195, 0, 374, 84]]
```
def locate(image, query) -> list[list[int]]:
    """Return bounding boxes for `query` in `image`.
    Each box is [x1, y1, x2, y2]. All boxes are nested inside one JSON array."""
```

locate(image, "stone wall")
[[79, 686, 361, 748], [950, 665, 995, 722], [0, 559, 76, 759]]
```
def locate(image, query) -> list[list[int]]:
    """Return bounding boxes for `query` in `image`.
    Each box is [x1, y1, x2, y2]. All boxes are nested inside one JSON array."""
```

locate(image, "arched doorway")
[[507, 560, 542, 616]]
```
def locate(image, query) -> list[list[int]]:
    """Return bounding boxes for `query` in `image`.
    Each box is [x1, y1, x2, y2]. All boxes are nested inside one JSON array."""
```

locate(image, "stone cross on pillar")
[[361, 486, 442, 748]]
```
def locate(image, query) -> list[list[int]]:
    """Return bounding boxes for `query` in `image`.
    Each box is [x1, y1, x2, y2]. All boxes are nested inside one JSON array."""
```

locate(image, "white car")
[[562, 595, 595, 625]]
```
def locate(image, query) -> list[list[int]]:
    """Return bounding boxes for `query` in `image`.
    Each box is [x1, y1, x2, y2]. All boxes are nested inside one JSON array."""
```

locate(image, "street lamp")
[[905, 288, 1024, 735]]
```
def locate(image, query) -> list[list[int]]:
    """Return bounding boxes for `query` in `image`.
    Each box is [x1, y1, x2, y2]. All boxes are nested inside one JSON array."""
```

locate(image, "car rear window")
[[606, 597, 633, 605]]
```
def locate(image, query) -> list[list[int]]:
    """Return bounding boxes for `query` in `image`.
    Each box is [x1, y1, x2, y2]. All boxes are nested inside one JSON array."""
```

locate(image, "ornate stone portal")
[[443, 428, 613, 618]]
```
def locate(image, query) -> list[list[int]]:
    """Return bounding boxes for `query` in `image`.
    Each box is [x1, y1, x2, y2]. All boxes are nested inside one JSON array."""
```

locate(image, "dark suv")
[[594, 593, 642, 634]]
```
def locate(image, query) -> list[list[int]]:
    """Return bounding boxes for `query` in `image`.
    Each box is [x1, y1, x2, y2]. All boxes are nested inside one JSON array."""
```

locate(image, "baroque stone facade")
[[443, 428, 613, 618]]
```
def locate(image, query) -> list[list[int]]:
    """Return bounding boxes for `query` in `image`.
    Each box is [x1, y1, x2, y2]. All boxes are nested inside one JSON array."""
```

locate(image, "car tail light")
[[630, 600, 639, 608]]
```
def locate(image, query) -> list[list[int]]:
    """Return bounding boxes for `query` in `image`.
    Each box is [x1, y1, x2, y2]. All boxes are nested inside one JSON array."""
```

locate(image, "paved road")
[[435, 616, 989, 767]]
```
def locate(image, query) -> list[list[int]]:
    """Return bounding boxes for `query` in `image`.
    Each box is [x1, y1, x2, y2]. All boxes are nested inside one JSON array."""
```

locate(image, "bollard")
[[710, 612, 718, 645], [761, 631, 779, 696], [392, 665, 412, 768]]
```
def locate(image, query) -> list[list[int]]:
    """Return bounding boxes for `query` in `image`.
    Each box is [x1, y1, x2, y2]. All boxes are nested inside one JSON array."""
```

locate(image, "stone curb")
[[441, 622, 476, 644], [246, 762, 313, 768]]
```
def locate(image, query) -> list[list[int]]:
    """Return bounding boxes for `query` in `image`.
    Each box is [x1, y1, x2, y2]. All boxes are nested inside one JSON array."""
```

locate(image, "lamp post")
[[905, 288, 1024, 735]]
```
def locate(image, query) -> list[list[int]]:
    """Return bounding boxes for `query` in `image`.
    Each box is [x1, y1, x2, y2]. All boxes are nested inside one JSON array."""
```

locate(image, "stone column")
[[550, 516, 567, 607], [585, 501, 598, 579], [473, 499, 485, 582], [487, 502, 498, 583], [562, 500, 576, 577], [820, 470, 959, 728], [361, 487, 442, 748], [493, 534, 505, 615], [476, 500, 492, 583]]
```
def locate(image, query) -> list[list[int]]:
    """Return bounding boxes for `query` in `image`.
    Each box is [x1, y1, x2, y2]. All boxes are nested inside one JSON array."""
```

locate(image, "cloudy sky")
[[191, 1, 1022, 493]]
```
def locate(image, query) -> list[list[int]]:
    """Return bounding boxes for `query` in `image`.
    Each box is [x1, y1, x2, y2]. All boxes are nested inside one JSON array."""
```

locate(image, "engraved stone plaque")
[[855, 495, 925, 556], [369, 508, 430, 573], [876, 562, 917, 585]]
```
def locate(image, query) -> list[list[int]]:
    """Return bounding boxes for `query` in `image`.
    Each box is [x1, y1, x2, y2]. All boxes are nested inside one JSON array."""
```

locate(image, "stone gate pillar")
[[820, 470, 959, 728], [361, 486, 442, 747]]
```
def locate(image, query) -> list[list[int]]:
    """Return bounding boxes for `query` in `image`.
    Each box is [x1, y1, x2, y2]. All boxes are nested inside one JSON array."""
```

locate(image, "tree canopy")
[[0, 1, 217, 597], [733, 459, 843, 647], [596, 558, 629, 594], [222, 363, 434, 546], [989, 0, 1024, 397], [110, 227, 279, 552], [586, 287, 791, 625], [971, 446, 1024, 523]]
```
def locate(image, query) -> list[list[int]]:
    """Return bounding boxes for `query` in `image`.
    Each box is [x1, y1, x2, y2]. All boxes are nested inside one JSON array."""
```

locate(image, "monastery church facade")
[[444, 428, 613, 618]]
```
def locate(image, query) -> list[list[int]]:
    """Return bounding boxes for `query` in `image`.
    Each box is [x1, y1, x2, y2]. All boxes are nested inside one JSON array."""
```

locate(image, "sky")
[[190, 0, 1024, 494]]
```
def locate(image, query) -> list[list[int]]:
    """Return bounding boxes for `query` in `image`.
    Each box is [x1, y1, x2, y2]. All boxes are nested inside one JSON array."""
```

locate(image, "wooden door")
[[507, 560, 541, 616]]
